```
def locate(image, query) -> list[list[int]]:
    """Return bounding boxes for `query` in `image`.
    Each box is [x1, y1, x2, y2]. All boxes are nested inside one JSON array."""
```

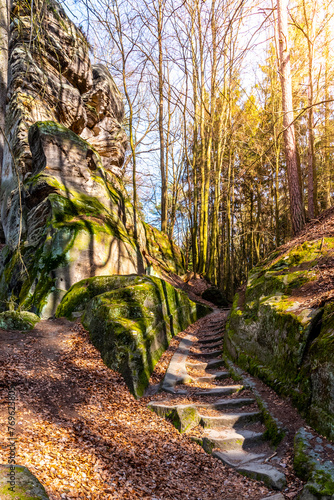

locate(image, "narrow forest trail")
[[0, 303, 305, 499], [144, 309, 308, 500]]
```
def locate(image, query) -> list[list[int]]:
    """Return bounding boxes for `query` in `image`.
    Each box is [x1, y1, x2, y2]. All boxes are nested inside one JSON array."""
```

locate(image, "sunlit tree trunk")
[[323, 9, 331, 209], [301, 0, 317, 218], [277, 0, 305, 234]]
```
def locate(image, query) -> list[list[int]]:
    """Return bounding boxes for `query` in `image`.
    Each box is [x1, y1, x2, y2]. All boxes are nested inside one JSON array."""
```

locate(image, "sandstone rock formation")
[[0, 0, 184, 318], [225, 238, 334, 441], [57, 275, 210, 397]]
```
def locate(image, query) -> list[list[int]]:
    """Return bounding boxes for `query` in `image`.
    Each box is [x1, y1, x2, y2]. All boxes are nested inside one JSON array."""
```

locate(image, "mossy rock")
[[0, 464, 49, 499], [0, 120, 185, 317], [225, 238, 334, 439], [56, 274, 150, 319], [0, 311, 40, 330], [57, 274, 211, 396], [294, 428, 334, 498]]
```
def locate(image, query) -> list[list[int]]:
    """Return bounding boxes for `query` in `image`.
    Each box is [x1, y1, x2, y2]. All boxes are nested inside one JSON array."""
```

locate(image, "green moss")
[[0, 311, 40, 330], [294, 428, 334, 497], [31, 121, 92, 152], [0, 465, 49, 499], [57, 274, 210, 396]]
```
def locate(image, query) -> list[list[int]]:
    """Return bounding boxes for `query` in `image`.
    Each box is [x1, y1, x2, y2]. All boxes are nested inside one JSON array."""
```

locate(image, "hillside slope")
[[225, 207, 334, 441]]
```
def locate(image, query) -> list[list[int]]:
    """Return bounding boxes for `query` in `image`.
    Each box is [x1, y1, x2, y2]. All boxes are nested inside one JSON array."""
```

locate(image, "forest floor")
[[0, 314, 275, 500], [0, 294, 312, 500]]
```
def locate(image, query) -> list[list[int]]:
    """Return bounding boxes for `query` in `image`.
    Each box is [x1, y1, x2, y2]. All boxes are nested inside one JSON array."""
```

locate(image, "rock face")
[[0, 0, 184, 318], [224, 238, 334, 440], [57, 275, 211, 396]]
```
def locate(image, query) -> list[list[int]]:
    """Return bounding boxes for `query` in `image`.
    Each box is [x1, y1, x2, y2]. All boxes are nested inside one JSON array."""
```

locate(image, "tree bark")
[[158, 0, 167, 233], [277, 0, 305, 234]]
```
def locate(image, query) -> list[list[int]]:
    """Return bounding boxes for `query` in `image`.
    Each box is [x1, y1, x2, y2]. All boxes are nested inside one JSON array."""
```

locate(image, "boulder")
[[0, 464, 49, 499], [0, 0, 185, 321], [0, 121, 184, 318], [0, 310, 40, 330], [294, 427, 334, 499], [57, 274, 211, 396]]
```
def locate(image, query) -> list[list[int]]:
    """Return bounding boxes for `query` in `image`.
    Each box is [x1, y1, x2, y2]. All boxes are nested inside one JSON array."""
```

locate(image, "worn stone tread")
[[194, 340, 223, 350], [213, 449, 267, 467], [203, 428, 265, 450], [199, 410, 262, 429], [236, 463, 287, 490], [198, 397, 256, 411], [189, 349, 223, 359], [185, 358, 225, 370], [197, 335, 224, 345], [190, 370, 230, 383], [193, 385, 243, 396]]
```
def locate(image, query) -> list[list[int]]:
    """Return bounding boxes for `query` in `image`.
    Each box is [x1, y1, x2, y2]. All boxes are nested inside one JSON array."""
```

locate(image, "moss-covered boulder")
[[57, 275, 211, 396], [0, 464, 49, 499], [225, 238, 334, 439], [304, 302, 334, 440], [0, 311, 40, 330]]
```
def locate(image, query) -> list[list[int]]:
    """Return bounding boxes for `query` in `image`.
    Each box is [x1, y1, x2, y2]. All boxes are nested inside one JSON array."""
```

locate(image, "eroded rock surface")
[[0, 465, 49, 499], [0, 0, 184, 318]]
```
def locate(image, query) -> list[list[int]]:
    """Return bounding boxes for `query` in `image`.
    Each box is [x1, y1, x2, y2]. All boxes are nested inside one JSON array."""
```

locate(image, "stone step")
[[189, 349, 223, 359], [195, 340, 223, 350], [212, 449, 266, 467], [190, 371, 230, 383], [237, 463, 286, 490], [198, 397, 256, 411], [202, 428, 265, 451], [147, 402, 199, 433], [197, 335, 224, 345], [193, 385, 243, 397], [186, 358, 225, 370], [213, 450, 286, 489], [199, 411, 262, 429]]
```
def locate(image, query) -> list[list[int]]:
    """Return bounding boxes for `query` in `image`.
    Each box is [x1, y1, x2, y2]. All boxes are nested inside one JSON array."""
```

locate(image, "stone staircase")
[[148, 312, 287, 495]]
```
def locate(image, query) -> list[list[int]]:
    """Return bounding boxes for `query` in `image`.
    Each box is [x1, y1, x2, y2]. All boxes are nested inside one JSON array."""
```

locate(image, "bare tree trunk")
[[277, 0, 305, 234], [0, 0, 9, 179], [158, 0, 167, 233]]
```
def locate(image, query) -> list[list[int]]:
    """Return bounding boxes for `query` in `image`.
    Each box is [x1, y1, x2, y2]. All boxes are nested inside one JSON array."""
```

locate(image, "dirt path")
[[0, 313, 281, 500]]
